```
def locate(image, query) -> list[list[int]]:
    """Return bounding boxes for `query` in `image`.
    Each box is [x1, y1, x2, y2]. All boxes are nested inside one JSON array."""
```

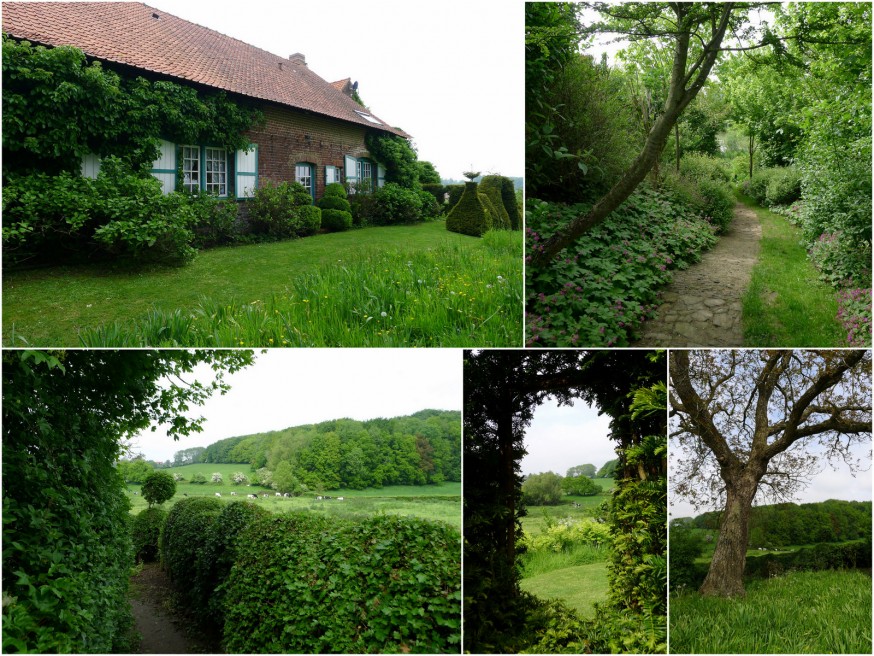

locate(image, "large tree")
[[670, 350, 871, 598]]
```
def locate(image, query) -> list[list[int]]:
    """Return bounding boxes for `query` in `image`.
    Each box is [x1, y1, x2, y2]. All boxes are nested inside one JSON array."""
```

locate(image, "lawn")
[[738, 193, 845, 346], [670, 569, 872, 653], [3, 220, 522, 347], [127, 467, 461, 531], [520, 562, 609, 618]]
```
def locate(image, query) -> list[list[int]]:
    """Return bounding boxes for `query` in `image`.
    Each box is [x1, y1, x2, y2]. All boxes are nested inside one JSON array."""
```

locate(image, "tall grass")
[[739, 193, 845, 346], [521, 542, 607, 578], [76, 234, 521, 346], [669, 569, 872, 654]]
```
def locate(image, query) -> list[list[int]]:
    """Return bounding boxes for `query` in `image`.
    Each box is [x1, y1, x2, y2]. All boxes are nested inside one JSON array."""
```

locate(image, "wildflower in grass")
[[381, 312, 388, 317]]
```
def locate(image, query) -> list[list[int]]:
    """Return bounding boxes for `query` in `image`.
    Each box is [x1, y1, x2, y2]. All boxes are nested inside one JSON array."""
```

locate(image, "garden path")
[[130, 562, 216, 654], [633, 202, 761, 346]]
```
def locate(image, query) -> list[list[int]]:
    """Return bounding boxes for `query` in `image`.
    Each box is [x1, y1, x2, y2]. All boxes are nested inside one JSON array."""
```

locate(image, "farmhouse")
[[1, 1, 410, 200]]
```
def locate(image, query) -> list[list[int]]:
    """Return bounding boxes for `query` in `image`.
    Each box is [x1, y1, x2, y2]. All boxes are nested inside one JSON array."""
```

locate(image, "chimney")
[[289, 53, 306, 66]]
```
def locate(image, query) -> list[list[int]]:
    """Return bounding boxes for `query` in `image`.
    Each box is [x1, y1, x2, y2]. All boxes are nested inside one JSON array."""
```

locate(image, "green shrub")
[[368, 182, 425, 225], [246, 180, 315, 239], [695, 178, 734, 233], [446, 185, 465, 210], [744, 539, 871, 579], [222, 514, 461, 654], [190, 473, 207, 484], [446, 182, 492, 237], [747, 168, 772, 205], [479, 176, 511, 229], [189, 192, 241, 249], [679, 153, 730, 184], [809, 231, 872, 288], [422, 183, 447, 208], [765, 167, 802, 206], [418, 190, 442, 220], [295, 204, 322, 236], [200, 501, 269, 625], [317, 195, 352, 212], [501, 177, 522, 230], [668, 526, 706, 591], [320, 208, 353, 232], [132, 507, 168, 563], [141, 470, 176, 507], [323, 182, 347, 198], [160, 496, 223, 604]]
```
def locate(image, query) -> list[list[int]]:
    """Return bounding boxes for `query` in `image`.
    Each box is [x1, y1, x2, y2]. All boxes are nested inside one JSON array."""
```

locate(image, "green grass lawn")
[[520, 562, 610, 618], [670, 569, 872, 653], [3, 220, 522, 347], [738, 193, 845, 346], [127, 467, 460, 531], [520, 480, 613, 536]]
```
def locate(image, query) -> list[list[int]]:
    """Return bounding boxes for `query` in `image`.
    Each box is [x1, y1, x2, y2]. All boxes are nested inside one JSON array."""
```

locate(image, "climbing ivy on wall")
[[2, 35, 262, 176], [364, 131, 421, 190]]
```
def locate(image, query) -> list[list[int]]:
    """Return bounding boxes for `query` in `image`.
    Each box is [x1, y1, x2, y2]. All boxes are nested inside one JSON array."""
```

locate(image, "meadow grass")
[[3, 221, 522, 347], [520, 562, 610, 618], [520, 481, 613, 536], [738, 193, 845, 346], [125, 466, 460, 531], [669, 569, 872, 654]]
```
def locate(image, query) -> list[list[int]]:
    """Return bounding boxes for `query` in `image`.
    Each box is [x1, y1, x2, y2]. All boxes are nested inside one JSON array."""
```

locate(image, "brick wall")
[[246, 103, 372, 198]]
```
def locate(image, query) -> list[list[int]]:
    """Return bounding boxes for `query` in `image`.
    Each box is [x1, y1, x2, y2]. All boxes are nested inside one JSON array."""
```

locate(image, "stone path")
[[633, 202, 762, 347]]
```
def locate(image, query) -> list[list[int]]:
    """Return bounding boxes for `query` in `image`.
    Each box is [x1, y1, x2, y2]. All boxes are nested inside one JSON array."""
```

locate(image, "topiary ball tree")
[[141, 470, 176, 507]]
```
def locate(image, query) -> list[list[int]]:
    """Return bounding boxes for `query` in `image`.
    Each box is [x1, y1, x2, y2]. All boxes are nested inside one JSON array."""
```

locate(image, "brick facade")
[[247, 103, 374, 199]]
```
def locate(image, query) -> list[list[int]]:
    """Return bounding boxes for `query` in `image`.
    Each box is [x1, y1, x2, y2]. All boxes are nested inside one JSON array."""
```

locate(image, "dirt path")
[[129, 562, 218, 654], [633, 202, 761, 347]]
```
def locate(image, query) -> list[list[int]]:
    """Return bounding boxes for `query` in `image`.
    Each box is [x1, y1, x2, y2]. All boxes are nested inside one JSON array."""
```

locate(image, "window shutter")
[[235, 145, 258, 198], [149, 139, 177, 194], [344, 155, 358, 191], [377, 164, 386, 188]]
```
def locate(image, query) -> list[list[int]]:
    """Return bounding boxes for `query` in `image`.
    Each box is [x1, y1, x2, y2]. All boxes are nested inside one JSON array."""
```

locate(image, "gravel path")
[[633, 202, 762, 347]]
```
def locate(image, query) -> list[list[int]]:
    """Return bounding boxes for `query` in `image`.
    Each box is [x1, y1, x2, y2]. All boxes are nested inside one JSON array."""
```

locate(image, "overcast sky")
[[151, 0, 523, 181], [131, 349, 461, 462], [520, 397, 616, 478]]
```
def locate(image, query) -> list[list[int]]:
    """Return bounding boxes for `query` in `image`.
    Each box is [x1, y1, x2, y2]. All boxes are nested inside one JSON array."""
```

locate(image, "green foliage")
[[2, 35, 261, 176], [418, 190, 442, 220], [446, 182, 492, 237], [596, 459, 619, 478], [417, 160, 441, 185], [764, 167, 801, 206], [500, 176, 523, 230], [2, 350, 251, 653], [141, 470, 177, 507], [743, 539, 872, 580], [561, 474, 600, 496], [693, 177, 734, 233], [446, 185, 465, 209], [522, 519, 611, 554], [678, 153, 730, 184], [131, 507, 168, 563], [320, 208, 354, 232], [159, 496, 223, 605], [478, 176, 511, 229], [222, 514, 461, 653], [246, 180, 321, 239], [667, 524, 706, 591], [837, 287, 872, 347], [526, 186, 717, 346], [364, 133, 420, 189], [323, 182, 348, 198], [317, 195, 352, 212], [117, 458, 155, 483], [369, 183, 426, 225], [522, 472, 564, 506], [191, 473, 208, 484]]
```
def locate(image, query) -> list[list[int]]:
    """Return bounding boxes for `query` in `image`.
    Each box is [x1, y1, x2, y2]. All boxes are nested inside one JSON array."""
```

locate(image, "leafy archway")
[[463, 349, 666, 653]]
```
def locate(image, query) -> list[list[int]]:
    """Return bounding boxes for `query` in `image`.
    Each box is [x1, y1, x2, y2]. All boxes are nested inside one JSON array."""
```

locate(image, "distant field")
[[521, 478, 613, 535], [126, 464, 460, 531]]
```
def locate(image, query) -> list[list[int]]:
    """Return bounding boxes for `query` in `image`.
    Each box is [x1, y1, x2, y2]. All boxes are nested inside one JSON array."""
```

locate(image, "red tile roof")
[[1, 2, 409, 137]]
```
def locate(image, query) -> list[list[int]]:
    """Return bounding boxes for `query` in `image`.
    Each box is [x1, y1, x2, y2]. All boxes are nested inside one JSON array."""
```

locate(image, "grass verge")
[[520, 562, 610, 618], [738, 193, 845, 346], [669, 569, 872, 653], [3, 221, 522, 346]]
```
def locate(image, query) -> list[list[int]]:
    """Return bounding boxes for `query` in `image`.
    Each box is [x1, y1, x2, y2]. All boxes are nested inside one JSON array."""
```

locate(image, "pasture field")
[[520, 479, 613, 535], [520, 563, 609, 618], [126, 465, 460, 531], [669, 569, 872, 654]]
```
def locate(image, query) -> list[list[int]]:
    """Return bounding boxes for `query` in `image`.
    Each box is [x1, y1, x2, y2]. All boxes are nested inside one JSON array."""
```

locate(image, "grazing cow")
[[283, 493, 290, 498], [572, 502, 581, 508], [247, 494, 257, 499], [316, 496, 323, 500], [262, 494, 270, 498], [276, 492, 282, 497], [337, 497, 344, 501], [215, 492, 222, 497], [230, 492, 237, 496]]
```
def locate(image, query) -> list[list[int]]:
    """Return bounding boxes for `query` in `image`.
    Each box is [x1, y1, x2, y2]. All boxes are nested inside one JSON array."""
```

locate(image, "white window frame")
[[295, 162, 314, 199], [204, 147, 228, 197], [182, 145, 200, 193]]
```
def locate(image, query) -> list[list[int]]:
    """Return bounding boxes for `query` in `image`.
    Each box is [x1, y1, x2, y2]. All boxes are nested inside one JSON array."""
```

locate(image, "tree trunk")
[[699, 474, 758, 597], [497, 410, 516, 570], [675, 122, 681, 173], [748, 134, 754, 180]]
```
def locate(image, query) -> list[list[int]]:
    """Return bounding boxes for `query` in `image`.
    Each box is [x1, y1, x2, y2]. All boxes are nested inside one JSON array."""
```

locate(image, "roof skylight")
[[354, 110, 383, 125]]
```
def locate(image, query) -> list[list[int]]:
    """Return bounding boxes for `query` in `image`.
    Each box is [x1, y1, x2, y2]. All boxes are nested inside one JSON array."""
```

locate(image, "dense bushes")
[[132, 507, 168, 563], [744, 539, 872, 580], [247, 180, 321, 238], [220, 512, 461, 653], [678, 153, 731, 184], [745, 166, 802, 207], [317, 184, 354, 232], [160, 496, 224, 605], [526, 185, 718, 346]]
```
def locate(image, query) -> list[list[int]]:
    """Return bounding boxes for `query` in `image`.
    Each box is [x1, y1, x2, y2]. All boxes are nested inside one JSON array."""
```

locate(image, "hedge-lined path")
[[130, 562, 217, 654], [633, 202, 762, 346]]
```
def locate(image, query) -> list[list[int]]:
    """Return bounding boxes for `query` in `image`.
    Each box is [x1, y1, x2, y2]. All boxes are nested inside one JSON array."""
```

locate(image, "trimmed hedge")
[[247, 180, 321, 238], [321, 208, 354, 232], [222, 513, 461, 654], [446, 182, 492, 237], [160, 496, 223, 606], [422, 183, 448, 207], [446, 184, 465, 209], [479, 176, 511, 229], [500, 177, 522, 230], [132, 507, 168, 563]]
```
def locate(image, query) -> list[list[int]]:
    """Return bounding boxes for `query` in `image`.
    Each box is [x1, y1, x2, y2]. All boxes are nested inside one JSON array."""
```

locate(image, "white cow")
[[276, 492, 282, 497], [215, 492, 222, 497], [283, 493, 290, 498], [247, 494, 257, 500], [230, 491, 237, 496], [337, 497, 344, 501]]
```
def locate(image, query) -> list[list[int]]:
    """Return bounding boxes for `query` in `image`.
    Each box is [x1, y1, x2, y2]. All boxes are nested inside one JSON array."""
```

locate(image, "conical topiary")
[[446, 181, 492, 237], [479, 176, 511, 229]]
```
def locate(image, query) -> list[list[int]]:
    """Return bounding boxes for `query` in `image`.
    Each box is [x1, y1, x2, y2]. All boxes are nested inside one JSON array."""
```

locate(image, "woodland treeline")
[[526, 2, 871, 346], [166, 409, 460, 490], [681, 499, 872, 547]]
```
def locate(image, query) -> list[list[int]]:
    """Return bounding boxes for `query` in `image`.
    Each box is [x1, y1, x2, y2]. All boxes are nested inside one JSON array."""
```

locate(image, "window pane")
[[205, 148, 227, 196], [296, 164, 313, 196], [183, 146, 200, 193]]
